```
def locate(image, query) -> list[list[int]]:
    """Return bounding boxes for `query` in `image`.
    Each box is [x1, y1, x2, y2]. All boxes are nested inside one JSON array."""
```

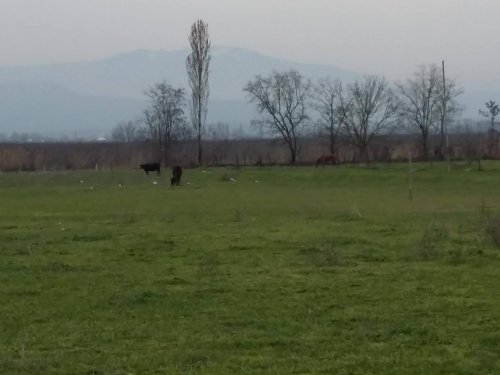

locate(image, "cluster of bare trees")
[[397, 63, 462, 161], [111, 121, 147, 143], [245, 72, 398, 164], [143, 82, 190, 164], [244, 63, 463, 164], [105, 17, 500, 167], [111, 19, 211, 166]]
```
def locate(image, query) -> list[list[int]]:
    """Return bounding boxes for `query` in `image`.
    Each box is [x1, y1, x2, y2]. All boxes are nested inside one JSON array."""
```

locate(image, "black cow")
[[140, 163, 161, 175], [170, 166, 182, 186]]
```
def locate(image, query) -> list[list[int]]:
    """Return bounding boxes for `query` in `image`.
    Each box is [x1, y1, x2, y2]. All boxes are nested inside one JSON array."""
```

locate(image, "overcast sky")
[[1, 0, 499, 87]]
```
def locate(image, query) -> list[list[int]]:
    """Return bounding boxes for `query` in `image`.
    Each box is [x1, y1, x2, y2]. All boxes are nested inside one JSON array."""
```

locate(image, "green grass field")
[[1, 162, 500, 374]]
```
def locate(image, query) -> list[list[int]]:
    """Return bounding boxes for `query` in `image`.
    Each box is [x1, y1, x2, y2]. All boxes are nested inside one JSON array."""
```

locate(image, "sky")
[[1, 0, 499, 88]]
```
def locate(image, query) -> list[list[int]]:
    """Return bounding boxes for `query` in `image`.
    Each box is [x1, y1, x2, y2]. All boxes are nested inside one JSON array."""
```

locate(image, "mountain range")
[[0, 47, 357, 137], [0, 47, 494, 137]]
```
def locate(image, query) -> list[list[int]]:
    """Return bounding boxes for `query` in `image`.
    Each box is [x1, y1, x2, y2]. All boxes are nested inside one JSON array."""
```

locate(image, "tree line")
[[244, 65, 465, 164], [110, 19, 500, 166]]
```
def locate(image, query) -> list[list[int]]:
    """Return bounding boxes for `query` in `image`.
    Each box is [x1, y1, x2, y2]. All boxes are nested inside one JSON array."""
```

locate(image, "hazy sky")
[[1, 0, 499, 87]]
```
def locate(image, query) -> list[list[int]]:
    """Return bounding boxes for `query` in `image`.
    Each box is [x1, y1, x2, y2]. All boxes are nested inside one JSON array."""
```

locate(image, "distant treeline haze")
[[0, 132, 494, 172]]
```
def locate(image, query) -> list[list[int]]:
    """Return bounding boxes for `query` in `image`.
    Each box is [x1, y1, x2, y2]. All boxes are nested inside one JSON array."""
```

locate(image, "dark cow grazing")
[[171, 166, 183, 186], [140, 163, 161, 175], [316, 154, 337, 166]]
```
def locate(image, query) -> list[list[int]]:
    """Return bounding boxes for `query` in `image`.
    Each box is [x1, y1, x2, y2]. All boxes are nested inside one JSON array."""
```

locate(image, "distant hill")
[[0, 47, 495, 136], [0, 47, 358, 100], [0, 47, 358, 136], [0, 82, 257, 137], [0, 82, 146, 137]]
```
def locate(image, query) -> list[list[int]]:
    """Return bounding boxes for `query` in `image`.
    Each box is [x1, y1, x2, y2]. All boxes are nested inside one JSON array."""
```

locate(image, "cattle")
[[316, 154, 337, 166], [140, 163, 161, 175], [170, 166, 183, 186]]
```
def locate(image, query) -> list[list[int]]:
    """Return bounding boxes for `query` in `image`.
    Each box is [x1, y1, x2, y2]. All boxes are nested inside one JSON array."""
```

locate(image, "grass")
[[1, 162, 500, 374]]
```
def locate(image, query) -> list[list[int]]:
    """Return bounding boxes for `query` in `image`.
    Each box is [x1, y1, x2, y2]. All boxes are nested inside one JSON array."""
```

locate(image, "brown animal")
[[315, 154, 337, 166], [170, 166, 182, 186]]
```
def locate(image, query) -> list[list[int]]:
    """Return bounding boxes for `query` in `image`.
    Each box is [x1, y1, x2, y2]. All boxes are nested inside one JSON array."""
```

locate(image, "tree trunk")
[[197, 132, 203, 166], [198, 93, 203, 166], [158, 141, 165, 165], [436, 121, 445, 161], [359, 146, 369, 164], [330, 128, 335, 154], [163, 143, 170, 166], [421, 137, 429, 161], [289, 143, 297, 165]]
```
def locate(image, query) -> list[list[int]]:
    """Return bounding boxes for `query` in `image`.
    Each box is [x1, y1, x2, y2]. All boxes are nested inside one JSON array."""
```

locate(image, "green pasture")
[[1, 162, 500, 374]]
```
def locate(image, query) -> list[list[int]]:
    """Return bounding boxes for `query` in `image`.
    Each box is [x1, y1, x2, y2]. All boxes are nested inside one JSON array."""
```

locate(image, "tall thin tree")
[[186, 19, 211, 166]]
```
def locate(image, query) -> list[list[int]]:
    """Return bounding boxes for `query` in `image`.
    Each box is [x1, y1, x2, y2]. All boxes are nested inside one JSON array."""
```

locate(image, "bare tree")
[[396, 65, 441, 160], [480, 100, 500, 157], [479, 100, 500, 130], [134, 126, 149, 142], [143, 82, 186, 164], [340, 76, 397, 163], [244, 70, 312, 164], [207, 122, 230, 140], [171, 118, 195, 142], [313, 78, 346, 154], [186, 19, 211, 166], [111, 121, 141, 142]]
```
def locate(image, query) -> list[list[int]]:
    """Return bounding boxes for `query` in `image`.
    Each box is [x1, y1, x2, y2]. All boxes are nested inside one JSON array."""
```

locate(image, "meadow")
[[1, 162, 500, 374]]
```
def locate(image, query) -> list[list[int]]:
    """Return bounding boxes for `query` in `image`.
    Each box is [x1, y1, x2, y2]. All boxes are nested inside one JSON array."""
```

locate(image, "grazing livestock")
[[316, 154, 337, 166], [140, 163, 161, 175], [170, 166, 182, 186], [171, 166, 183, 186]]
